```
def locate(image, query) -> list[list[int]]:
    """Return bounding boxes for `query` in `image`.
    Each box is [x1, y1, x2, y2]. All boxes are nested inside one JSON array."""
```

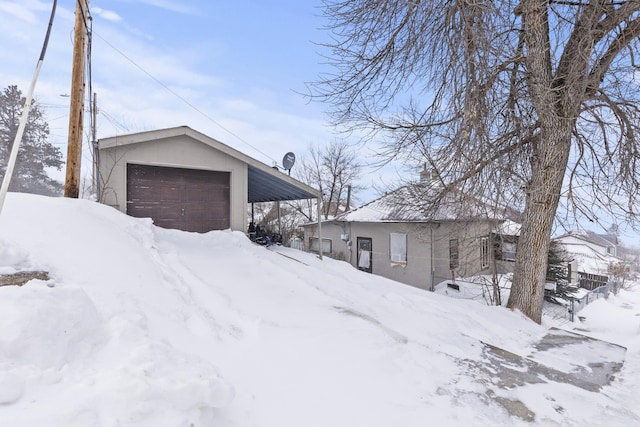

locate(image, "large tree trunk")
[[507, 124, 572, 323], [507, 0, 588, 322]]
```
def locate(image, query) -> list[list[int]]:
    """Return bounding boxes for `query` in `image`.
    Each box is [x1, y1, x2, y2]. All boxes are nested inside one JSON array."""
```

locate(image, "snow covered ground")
[[0, 193, 639, 426]]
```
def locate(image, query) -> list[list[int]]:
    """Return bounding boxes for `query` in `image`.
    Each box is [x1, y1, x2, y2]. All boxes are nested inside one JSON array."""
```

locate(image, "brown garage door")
[[127, 164, 230, 232]]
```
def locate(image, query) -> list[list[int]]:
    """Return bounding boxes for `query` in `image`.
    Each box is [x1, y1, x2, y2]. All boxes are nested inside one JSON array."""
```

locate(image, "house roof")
[[559, 241, 620, 275], [495, 219, 521, 236], [98, 126, 320, 203], [332, 184, 520, 229], [555, 230, 618, 249], [555, 230, 623, 276]]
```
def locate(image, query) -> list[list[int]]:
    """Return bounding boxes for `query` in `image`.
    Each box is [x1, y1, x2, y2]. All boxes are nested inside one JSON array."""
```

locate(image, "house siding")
[[305, 219, 504, 291]]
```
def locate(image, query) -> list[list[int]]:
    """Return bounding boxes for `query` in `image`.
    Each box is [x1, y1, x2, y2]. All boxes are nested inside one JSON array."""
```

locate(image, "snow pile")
[[0, 193, 639, 426], [434, 274, 513, 304], [0, 195, 233, 426]]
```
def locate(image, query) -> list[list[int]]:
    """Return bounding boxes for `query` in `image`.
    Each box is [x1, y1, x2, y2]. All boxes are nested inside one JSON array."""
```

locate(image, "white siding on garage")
[[99, 133, 248, 232]]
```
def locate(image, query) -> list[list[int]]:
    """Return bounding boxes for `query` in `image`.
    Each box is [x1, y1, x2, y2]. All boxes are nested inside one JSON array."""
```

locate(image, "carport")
[[246, 163, 322, 247]]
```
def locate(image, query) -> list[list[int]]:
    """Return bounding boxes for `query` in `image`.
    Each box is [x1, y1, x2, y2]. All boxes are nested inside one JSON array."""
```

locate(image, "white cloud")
[[127, 0, 196, 15], [0, 1, 38, 23], [92, 7, 122, 23]]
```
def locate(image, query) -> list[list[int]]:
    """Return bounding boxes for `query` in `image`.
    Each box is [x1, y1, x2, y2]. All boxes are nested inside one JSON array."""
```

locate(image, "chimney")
[[420, 164, 432, 183]]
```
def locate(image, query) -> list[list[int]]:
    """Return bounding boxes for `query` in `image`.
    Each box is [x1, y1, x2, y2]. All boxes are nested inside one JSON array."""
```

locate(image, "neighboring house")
[[554, 231, 622, 291], [98, 126, 320, 233], [301, 181, 521, 292]]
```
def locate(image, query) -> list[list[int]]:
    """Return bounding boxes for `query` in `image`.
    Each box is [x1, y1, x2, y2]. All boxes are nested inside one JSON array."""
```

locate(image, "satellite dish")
[[282, 152, 296, 173]]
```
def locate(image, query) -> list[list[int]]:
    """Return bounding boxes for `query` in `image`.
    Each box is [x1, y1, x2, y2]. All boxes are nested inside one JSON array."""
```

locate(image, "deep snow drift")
[[0, 193, 639, 426]]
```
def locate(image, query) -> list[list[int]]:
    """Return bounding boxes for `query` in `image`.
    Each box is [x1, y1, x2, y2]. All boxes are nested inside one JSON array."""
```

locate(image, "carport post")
[[317, 196, 323, 260], [277, 200, 281, 233]]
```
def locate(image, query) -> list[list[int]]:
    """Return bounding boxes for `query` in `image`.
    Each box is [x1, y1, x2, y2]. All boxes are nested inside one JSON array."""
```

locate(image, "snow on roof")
[[571, 287, 591, 299], [495, 219, 521, 236], [334, 184, 519, 227], [561, 242, 620, 275], [562, 242, 602, 258], [577, 256, 617, 276], [556, 230, 618, 249]]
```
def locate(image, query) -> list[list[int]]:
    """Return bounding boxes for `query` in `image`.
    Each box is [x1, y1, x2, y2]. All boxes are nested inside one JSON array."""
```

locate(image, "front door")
[[357, 237, 372, 273]]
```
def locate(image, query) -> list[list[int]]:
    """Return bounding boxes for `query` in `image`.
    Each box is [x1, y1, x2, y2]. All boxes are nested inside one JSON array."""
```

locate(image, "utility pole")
[[64, 0, 89, 198]]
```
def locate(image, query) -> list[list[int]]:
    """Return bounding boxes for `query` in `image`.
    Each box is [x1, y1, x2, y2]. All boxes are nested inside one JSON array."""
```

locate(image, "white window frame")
[[309, 237, 332, 254], [389, 233, 407, 264], [481, 236, 490, 269], [449, 239, 459, 269]]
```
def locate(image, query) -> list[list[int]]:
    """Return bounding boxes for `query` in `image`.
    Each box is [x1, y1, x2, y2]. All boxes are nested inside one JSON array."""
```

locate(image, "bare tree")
[[312, 1, 640, 323], [290, 139, 363, 220]]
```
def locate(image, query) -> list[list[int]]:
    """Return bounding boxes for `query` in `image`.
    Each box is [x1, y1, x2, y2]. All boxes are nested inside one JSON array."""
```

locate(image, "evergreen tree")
[[0, 85, 63, 196], [545, 240, 578, 304], [546, 240, 568, 283]]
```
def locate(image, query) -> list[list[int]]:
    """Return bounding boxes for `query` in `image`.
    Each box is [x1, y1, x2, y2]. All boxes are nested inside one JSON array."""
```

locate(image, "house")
[[301, 181, 521, 292], [554, 230, 623, 291], [97, 126, 321, 234]]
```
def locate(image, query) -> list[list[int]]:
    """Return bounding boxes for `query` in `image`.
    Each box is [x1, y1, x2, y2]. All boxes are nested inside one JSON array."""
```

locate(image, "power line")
[[0, 0, 58, 215], [100, 110, 130, 133], [92, 30, 279, 165], [85, 1, 94, 152]]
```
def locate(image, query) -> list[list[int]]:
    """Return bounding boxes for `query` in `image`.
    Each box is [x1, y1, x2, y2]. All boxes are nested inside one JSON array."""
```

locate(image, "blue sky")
[[0, 0, 400, 201], [1, 0, 638, 244]]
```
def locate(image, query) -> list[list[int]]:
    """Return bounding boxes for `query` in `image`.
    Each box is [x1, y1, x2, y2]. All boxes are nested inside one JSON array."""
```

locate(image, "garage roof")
[[99, 126, 320, 203], [247, 165, 318, 203]]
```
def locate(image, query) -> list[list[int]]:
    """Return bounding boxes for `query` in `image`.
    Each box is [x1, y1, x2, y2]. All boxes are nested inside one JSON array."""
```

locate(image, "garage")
[[98, 126, 321, 235], [126, 164, 230, 233]]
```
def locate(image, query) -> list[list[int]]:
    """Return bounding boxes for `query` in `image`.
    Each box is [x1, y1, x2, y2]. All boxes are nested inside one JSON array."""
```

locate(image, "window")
[[481, 236, 489, 269], [502, 242, 517, 261], [389, 233, 407, 264], [309, 237, 332, 254], [449, 239, 459, 269]]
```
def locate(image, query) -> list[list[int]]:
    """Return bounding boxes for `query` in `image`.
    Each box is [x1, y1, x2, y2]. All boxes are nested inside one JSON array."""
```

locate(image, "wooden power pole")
[[64, 0, 89, 198]]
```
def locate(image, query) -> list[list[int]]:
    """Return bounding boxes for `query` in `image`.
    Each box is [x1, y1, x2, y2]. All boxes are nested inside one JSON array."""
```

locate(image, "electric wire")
[[75, 0, 90, 37], [0, 0, 58, 215], [91, 30, 279, 166], [85, 2, 93, 145]]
